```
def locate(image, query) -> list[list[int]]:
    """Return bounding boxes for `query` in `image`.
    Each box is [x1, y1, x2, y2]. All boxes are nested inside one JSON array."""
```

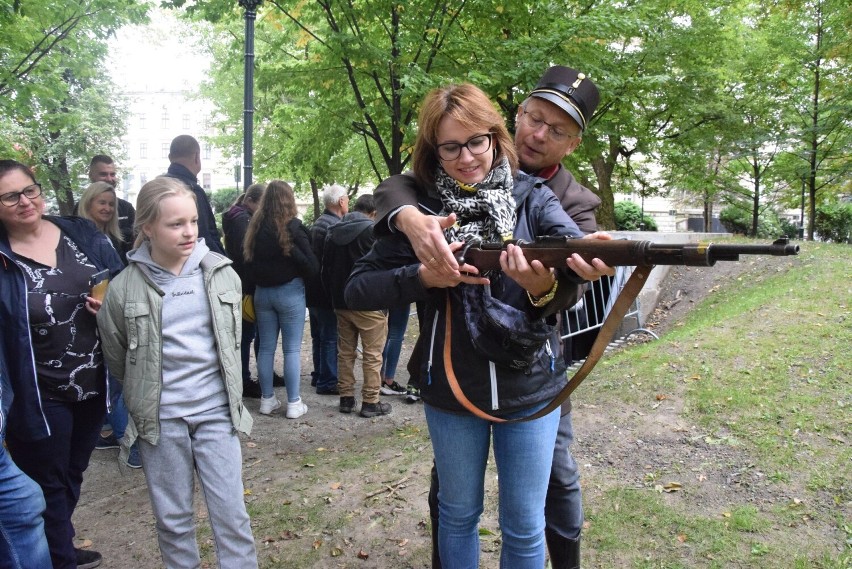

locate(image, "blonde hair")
[[133, 177, 197, 248], [412, 83, 518, 189], [243, 180, 297, 262], [78, 182, 122, 243]]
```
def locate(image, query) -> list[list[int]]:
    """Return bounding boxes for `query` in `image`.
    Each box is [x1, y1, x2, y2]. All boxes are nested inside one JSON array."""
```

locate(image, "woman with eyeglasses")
[[344, 84, 593, 568], [0, 159, 124, 569]]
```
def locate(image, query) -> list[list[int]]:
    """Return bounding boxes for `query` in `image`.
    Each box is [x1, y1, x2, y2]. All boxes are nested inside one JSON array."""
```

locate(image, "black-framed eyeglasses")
[[518, 108, 579, 142], [436, 133, 493, 161], [0, 183, 42, 207]]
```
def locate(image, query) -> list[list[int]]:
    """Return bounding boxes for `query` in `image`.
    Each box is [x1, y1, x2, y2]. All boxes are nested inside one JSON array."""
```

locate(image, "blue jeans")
[[0, 442, 51, 569], [425, 403, 560, 569], [105, 372, 129, 440], [546, 411, 583, 539], [5, 395, 105, 569], [138, 407, 257, 568], [255, 280, 306, 401], [308, 306, 338, 391], [380, 304, 410, 381]]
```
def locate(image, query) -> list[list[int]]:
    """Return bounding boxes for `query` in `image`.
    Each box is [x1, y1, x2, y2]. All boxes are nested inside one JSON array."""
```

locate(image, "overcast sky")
[[108, 8, 210, 94]]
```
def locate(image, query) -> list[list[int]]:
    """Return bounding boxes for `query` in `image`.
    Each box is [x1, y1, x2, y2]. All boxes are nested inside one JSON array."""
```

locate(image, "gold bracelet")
[[527, 278, 558, 307]]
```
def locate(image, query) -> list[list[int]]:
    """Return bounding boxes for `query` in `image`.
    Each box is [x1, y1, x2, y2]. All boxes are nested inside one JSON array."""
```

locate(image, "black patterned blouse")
[[13, 232, 104, 402]]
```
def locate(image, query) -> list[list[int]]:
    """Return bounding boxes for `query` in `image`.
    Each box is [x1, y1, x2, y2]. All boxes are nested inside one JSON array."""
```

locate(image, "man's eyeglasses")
[[518, 108, 579, 142], [436, 133, 493, 161], [0, 183, 42, 207]]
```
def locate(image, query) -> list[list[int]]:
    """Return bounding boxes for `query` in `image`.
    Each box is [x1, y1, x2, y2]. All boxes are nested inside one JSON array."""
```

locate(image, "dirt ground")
[[72, 258, 792, 568]]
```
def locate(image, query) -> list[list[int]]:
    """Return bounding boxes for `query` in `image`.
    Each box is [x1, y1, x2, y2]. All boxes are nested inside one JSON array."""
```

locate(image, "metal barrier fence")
[[560, 265, 658, 363]]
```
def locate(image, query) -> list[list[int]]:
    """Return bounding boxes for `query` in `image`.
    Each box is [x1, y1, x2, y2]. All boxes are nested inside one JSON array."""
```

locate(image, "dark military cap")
[[528, 65, 600, 131]]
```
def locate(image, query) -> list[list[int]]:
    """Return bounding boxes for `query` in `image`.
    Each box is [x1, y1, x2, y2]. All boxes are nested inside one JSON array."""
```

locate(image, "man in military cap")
[[373, 65, 608, 569]]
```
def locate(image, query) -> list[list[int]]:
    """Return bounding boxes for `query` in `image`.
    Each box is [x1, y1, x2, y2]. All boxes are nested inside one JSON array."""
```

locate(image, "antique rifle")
[[445, 236, 800, 424], [455, 236, 800, 271]]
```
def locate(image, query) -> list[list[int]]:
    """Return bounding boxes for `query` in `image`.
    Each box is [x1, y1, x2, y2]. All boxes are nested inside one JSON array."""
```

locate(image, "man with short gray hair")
[[306, 184, 350, 395]]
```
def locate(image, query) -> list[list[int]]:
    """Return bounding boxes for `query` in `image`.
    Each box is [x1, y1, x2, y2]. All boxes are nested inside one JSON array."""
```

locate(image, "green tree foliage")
[[813, 202, 852, 243], [172, 0, 852, 232], [211, 187, 240, 214], [719, 204, 783, 238], [0, 0, 148, 212], [614, 201, 658, 231]]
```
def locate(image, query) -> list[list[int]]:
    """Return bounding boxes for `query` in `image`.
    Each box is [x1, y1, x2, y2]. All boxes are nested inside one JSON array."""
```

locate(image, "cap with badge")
[[528, 65, 600, 132]]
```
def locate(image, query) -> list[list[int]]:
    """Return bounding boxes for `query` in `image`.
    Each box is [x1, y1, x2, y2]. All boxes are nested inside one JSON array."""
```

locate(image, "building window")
[[204, 144, 212, 160], [183, 114, 190, 130], [139, 113, 146, 129], [162, 143, 170, 159], [161, 109, 169, 129], [139, 143, 147, 159], [202, 173, 212, 191]]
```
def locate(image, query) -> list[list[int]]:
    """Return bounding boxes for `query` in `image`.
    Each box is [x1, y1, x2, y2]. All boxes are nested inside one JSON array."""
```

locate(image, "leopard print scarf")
[[435, 157, 516, 244]]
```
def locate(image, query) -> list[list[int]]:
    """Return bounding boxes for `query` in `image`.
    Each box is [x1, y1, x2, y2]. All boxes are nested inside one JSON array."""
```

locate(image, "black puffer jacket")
[[345, 172, 584, 416]]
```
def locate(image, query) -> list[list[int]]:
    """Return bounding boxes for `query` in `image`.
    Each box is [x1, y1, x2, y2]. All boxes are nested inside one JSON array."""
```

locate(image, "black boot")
[[429, 462, 442, 569], [430, 512, 441, 569], [545, 529, 580, 569]]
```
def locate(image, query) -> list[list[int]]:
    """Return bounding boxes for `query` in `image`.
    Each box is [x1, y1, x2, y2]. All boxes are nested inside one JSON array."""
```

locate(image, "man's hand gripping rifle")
[[455, 236, 800, 271], [452, 236, 799, 424]]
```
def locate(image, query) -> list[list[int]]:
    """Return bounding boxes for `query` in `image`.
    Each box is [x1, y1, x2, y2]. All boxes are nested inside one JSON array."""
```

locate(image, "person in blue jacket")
[[0, 159, 124, 569], [0, 323, 51, 569]]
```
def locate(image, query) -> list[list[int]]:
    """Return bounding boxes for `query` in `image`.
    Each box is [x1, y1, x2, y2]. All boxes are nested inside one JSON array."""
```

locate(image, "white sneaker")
[[259, 396, 281, 415], [285, 398, 308, 419]]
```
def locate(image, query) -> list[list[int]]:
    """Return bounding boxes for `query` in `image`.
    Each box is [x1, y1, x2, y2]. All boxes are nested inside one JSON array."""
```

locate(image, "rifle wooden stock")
[[455, 236, 799, 271]]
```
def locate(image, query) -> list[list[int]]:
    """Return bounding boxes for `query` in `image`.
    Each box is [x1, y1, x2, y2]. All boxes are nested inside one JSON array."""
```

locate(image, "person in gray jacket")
[[97, 177, 256, 569]]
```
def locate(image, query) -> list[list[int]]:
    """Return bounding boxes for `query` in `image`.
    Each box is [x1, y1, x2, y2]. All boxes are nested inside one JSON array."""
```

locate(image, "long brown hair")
[[243, 180, 297, 261], [412, 83, 518, 189]]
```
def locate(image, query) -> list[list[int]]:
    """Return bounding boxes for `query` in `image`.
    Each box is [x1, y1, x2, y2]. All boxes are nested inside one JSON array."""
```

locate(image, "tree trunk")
[[310, 178, 320, 222], [588, 138, 622, 230]]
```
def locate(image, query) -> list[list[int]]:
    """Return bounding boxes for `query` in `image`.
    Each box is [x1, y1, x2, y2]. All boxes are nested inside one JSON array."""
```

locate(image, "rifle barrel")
[[456, 237, 799, 270]]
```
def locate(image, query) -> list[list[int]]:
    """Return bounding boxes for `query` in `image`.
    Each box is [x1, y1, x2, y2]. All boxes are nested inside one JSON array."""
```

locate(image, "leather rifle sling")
[[443, 265, 654, 423]]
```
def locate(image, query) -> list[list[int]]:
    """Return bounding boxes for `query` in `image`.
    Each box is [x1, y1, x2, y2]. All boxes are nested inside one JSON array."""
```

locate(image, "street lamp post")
[[239, 0, 262, 190]]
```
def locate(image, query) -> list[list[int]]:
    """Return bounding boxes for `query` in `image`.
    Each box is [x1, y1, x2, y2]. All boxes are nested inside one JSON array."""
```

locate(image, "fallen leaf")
[[330, 547, 343, 557], [722, 512, 732, 518], [663, 482, 682, 492], [656, 394, 668, 401], [303, 463, 315, 468], [312, 539, 322, 550], [246, 442, 257, 448], [357, 549, 369, 559], [330, 482, 341, 490], [677, 533, 687, 543], [78, 539, 93, 549], [243, 489, 252, 496]]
